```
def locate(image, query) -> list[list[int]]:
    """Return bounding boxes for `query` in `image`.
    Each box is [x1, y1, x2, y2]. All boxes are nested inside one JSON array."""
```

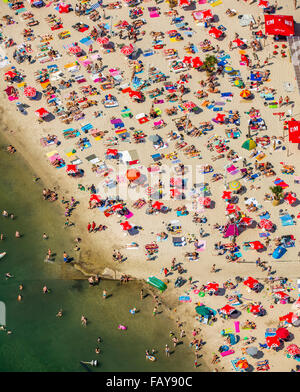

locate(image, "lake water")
[[0, 134, 198, 372]]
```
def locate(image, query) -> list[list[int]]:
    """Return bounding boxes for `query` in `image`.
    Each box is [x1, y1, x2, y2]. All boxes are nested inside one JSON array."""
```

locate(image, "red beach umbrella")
[[24, 86, 37, 98], [121, 44, 134, 56], [120, 221, 132, 231], [69, 46, 82, 54], [258, 0, 269, 7], [208, 27, 223, 39], [222, 191, 232, 200], [233, 38, 245, 47], [66, 164, 77, 174], [206, 282, 219, 292], [90, 194, 101, 202], [279, 312, 296, 324], [97, 36, 110, 45], [259, 219, 273, 231], [192, 57, 203, 68], [35, 108, 49, 118], [183, 56, 193, 64], [126, 168, 140, 182], [244, 277, 259, 289], [152, 201, 164, 210], [287, 344, 300, 356], [276, 327, 289, 339], [219, 304, 235, 315], [266, 336, 281, 348], [285, 192, 297, 205], [249, 304, 261, 314]]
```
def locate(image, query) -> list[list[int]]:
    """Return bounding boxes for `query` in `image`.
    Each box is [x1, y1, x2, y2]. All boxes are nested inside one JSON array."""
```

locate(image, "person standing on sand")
[[153, 306, 157, 316], [165, 345, 170, 357], [140, 289, 144, 299], [102, 289, 107, 299], [63, 251, 69, 263]]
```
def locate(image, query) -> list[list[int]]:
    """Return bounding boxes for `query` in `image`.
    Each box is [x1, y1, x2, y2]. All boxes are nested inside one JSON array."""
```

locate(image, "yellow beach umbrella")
[[228, 180, 242, 191], [240, 89, 251, 98]]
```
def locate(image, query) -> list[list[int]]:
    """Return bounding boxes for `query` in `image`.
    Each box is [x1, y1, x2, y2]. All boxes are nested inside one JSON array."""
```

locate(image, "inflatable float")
[[147, 276, 167, 292], [146, 355, 156, 361], [118, 324, 127, 330]]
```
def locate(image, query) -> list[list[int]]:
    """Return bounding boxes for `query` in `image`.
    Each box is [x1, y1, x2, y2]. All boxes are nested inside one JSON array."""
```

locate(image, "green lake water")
[[0, 135, 198, 372]]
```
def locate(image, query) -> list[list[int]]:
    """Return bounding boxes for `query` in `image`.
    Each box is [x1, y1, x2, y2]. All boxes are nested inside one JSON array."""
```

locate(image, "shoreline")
[[0, 114, 211, 372]]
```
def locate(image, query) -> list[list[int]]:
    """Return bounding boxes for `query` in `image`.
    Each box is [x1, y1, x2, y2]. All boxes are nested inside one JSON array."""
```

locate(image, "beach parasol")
[[183, 101, 196, 110], [192, 57, 203, 68], [242, 139, 257, 151], [152, 201, 164, 210], [240, 89, 251, 99], [24, 86, 37, 98], [195, 305, 211, 317], [233, 38, 246, 47], [266, 336, 281, 348], [126, 168, 140, 182], [234, 79, 244, 88], [244, 277, 259, 289], [228, 180, 241, 191], [90, 194, 101, 202], [120, 221, 132, 231], [224, 66, 233, 73], [219, 304, 235, 315], [35, 108, 49, 118], [276, 327, 289, 340], [246, 347, 258, 357], [274, 291, 289, 300], [222, 191, 232, 200], [236, 359, 249, 370], [69, 46, 82, 54], [121, 44, 134, 56], [259, 219, 273, 231], [179, 0, 190, 6], [249, 304, 261, 314], [287, 344, 300, 356], [258, 0, 269, 8], [183, 56, 193, 64], [205, 282, 219, 292], [285, 192, 297, 205], [208, 27, 223, 39], [97, 36, 110, 45], [66, 164, 78, 174]]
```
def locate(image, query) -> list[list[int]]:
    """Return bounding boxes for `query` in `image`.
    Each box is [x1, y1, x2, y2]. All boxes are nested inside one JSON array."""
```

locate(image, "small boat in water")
[[0, 252, 6, 259], [80, 360, 98, 367]]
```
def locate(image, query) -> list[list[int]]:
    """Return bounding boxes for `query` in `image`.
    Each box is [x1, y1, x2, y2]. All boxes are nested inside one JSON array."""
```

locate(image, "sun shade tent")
[[264, 15, 294, 37]]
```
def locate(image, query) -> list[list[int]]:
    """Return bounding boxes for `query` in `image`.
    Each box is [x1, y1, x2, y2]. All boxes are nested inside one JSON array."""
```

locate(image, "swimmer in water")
[[19, 284, 23, 291], [2, 210, 8, 217], [56, 309, 63, 317], [0, 234, 3, 241], [97, 337, 102, 343], [15, 231, 20, 238], [5, 273, 13, 279], [95, 347, 100, 354], [17, 294, 22, 301], [81, 315, 87, 326], [42, 286, 48, 294], [42, 233, 48, 240]]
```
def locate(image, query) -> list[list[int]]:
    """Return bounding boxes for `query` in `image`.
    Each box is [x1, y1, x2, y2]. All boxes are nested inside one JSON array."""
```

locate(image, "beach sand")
[[1, 0, 300, 372]]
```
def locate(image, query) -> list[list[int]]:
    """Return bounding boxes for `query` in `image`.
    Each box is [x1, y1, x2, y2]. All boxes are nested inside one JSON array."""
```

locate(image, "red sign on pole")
[[288, 121, 300, 143]]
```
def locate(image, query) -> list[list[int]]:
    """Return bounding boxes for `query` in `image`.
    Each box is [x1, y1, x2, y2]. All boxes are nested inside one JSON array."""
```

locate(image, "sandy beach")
[[1, 0, 300, 372]]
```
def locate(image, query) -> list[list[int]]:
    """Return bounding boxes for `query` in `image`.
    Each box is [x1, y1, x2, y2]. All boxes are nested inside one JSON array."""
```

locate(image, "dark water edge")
[[0, 131, 202, 372]]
